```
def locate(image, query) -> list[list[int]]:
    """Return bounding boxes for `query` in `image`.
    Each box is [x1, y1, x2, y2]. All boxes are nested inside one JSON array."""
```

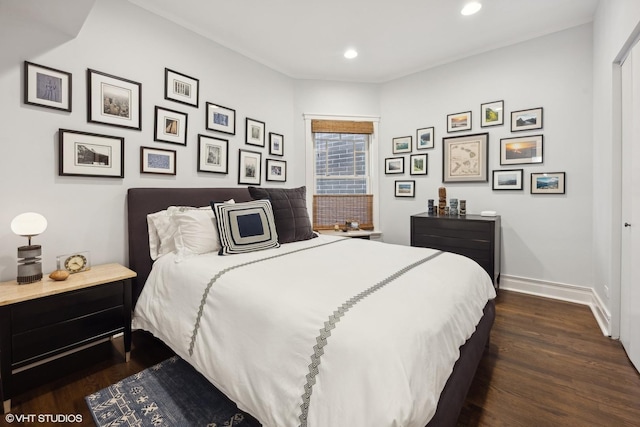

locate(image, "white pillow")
[[147, 209, 177, 260], [171, 206, 218, 261]]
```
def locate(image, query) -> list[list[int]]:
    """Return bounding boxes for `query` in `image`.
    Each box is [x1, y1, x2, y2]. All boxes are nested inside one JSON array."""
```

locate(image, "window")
[[306, 118, 378, 231]]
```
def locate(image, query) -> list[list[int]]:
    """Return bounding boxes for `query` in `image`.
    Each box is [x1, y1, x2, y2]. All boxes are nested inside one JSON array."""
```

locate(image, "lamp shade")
[[11, 212, 47, 237]]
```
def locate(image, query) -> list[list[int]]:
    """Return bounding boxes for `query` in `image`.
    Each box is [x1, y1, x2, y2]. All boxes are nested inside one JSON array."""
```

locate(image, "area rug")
[[85, 356, 261, 426]]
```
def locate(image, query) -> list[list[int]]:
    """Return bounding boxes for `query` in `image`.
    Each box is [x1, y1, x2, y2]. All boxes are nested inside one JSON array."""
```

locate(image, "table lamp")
[[11, 212, 47, 284]]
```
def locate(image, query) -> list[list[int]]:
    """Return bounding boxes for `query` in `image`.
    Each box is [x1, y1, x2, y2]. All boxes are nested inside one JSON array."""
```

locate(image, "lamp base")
[[17, 272, 43, 284], [17, 244, 43, 285]]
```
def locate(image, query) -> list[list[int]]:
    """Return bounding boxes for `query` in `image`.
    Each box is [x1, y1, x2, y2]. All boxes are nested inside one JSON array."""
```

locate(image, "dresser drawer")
[[412, 219, 492, 241], [11, 282, 124, 334], [12, 306, 124, 366]]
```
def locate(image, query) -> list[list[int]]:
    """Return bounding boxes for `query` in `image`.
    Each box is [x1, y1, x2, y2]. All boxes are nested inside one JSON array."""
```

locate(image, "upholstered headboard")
[[126, 187, 253, 306]]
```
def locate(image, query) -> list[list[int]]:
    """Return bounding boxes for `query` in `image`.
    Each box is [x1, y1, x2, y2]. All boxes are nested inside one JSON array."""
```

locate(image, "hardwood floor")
[[4, 290, 640, 426]]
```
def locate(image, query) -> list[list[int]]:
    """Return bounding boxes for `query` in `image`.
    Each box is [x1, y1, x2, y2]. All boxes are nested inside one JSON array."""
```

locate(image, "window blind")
[[311, 120, 374, 134]]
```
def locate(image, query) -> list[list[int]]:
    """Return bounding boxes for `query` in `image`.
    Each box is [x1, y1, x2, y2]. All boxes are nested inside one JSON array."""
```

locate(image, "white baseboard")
[[500, 275, 612, 336]]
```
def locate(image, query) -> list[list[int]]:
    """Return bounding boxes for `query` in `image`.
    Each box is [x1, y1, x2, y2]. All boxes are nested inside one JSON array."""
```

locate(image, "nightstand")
[[317, 229, 382, 240], [0, 263, 135, 414]]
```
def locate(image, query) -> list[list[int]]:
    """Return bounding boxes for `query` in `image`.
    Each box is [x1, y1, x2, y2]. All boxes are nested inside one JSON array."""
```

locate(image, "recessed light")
[[344, 49, 358, 59], [461, 2, 482, 16]]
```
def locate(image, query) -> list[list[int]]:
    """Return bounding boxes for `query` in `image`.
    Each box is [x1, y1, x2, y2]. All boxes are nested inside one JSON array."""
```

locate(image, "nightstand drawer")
[[11, 282, 123, 334], [12, 306, 124, 366]]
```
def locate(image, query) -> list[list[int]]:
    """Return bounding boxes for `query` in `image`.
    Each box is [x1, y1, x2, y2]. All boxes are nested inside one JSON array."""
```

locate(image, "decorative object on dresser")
[[245, 117, 266, 147], [23, 61, 72, 112], [10, 213, 47, 284], [511, 107, 543, 132], [411, 212, 501, 288], [447, 110, 472, 132], [0, 263, 135, 414], [140, 146, 176, 175], [205, 102, 236, 135], [164, 68, 199, 108], [153, 106, 188, 145], [460, 199, 467, 216], [56, 251, 91, 274], [438, 186, 446, 216], [480, 100, 504, 127], [58, 129, 124, 178], [87, 69, 142, 130], [442, 133, 489, 183]]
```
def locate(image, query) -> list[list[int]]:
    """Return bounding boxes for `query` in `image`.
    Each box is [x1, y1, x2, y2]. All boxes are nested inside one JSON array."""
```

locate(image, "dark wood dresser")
[[410, 213, 501, 288]]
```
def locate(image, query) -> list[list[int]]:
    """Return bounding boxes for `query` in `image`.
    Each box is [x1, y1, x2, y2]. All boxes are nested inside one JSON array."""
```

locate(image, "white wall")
[[592, 0, 640, 333], [378, 25, 594, 288], [0, 0, 295, 281]]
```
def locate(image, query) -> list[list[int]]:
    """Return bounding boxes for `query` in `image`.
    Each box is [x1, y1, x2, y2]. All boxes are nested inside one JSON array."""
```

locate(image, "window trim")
[[304, 113, 380, 230]]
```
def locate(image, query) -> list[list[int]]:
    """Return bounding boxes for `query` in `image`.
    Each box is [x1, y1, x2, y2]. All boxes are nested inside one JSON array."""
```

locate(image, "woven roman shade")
[[311, 120, 374, 134], [313, 194, 373, 230]]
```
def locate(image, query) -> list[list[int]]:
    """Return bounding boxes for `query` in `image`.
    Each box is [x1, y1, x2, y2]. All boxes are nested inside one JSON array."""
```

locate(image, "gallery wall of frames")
[[24, 62, 287, 186], [385, 100, 565, 197]]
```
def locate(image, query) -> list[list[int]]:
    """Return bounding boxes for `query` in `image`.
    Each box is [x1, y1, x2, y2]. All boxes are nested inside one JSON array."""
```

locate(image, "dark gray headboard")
[[126, 187, 253, 306]]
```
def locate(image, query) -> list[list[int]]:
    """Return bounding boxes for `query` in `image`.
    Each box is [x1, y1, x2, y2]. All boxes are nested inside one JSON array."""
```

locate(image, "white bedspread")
[[133, 235, 496, 427]]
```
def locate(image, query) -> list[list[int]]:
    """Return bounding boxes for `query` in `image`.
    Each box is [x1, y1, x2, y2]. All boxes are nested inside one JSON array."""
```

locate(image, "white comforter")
[[133, 235, 496, 427]]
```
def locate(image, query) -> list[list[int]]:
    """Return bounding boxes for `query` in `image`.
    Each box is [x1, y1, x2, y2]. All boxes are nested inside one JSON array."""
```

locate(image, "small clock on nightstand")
[[56, 251, 91, 274]]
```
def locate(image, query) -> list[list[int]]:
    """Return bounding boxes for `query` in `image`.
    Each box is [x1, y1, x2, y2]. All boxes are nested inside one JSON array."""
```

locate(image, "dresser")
[[410, 213, 500, 288], [0, 263, 135, 413]]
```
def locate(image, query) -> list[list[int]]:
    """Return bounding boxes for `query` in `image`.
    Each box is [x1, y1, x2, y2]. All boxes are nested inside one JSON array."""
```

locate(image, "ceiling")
[[128, 0, 599, 83]]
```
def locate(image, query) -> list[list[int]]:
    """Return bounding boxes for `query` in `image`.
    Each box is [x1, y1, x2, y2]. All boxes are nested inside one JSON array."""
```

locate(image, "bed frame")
[[126, 187, 494, 427]]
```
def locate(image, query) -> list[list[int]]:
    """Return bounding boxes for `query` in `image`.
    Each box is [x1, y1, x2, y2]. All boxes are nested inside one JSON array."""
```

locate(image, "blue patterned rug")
[[85, 356, 261, 426]]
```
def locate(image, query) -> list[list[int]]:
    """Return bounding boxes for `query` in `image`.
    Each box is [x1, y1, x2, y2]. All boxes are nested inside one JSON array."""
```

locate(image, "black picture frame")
[[197, 134, 229, 174], [500, 134, 544, 165], [58, 128, 124, 178], [140, 146, 176, 175], [392, 136, 412, 154], [164, 68, 199, 108], [385, 157, 405, 174], [416, 127, 434, 149], [269, 132, 284, 156], [394, 180, 415, 197], [442, 132, 489, 183], [154, 106, 188, 145], [266, 158, 287, 182], [206, 102, 236, 135], [238, 149, 262, 185], [87, 69, 142, 130], [410, 153, 428, 175], [531, 172, 566, 194], [492, 169, 524, 190], [246, 118, 266, 147], [511, 107, 543, 132], [480, 100, 504, 127], [447, 111, 472, 132], [24, 61, 72, 112]]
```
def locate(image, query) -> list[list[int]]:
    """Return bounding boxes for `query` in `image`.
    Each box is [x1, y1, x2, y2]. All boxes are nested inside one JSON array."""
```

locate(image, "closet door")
[[620, 41, 640, 372]]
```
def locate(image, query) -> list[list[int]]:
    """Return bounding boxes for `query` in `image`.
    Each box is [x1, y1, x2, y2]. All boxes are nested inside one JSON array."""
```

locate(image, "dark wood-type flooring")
[[4, 290, 640, 426]]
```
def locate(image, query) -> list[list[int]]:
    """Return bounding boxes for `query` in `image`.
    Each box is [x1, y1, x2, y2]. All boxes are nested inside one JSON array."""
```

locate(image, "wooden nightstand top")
[[317, 229, 382, 239], [0, 263, 136, 306]]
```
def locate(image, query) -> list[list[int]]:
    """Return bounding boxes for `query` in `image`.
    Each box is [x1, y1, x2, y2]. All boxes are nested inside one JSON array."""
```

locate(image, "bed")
[[127, 187, 496, 427]]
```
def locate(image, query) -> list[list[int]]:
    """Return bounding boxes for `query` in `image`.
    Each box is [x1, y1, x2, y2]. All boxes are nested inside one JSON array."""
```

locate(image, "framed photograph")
[[269, 132, 284, 156], [394, 180, 415, 198], [410, 153, 428, 175], [58, 129, 124, 178], [531, 172, 566, 194], [246, 118, 266, 147], [87, 69, 141, 130], [266, 159, 287, 182], [492, 169, 524, 190], [24, 61, 72, 112], [481, 100, 504, 127], [442, 132, 489, 183], [140, 146, 176, 175], [164, 68, 199, 108], [238, 149, 262, 185], [416, 127, 434, 149], [385, 157, 405, 174], [206, 102, 236, 135], [511, 107, 543, 132], [392, 136, 412, 154], [447, 111, 472, 132], [197, 134, 228, 174], [500, 134, 543, 165], [154, 106, 188, 145]]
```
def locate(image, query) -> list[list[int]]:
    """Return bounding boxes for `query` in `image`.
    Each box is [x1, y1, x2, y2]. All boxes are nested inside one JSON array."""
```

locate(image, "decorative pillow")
[[212, 199, 280, 255], [247, 186, 316, 244]]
